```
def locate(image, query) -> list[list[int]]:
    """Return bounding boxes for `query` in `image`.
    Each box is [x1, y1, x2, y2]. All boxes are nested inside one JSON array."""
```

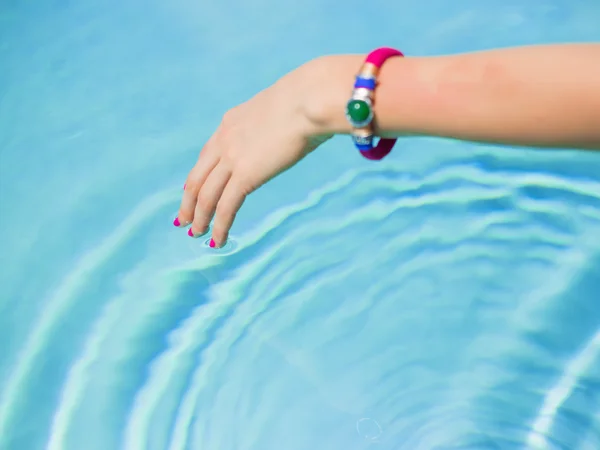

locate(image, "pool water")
[[1, 0, 600, 449]]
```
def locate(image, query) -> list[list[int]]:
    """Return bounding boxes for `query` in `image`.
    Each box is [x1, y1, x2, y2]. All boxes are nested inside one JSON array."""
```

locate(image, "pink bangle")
[[345, 47, 404, 160]]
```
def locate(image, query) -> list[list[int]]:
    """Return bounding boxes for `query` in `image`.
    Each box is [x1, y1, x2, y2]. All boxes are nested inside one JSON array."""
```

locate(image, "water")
[[1, 0, 600, 449]]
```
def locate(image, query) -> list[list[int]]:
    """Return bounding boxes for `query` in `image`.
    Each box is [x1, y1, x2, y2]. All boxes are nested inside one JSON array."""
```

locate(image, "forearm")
[[305, 44, 600, 149]]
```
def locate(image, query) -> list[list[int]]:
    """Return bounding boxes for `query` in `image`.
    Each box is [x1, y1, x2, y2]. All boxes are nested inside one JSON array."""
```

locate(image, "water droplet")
[[356, 418, 382, 440]]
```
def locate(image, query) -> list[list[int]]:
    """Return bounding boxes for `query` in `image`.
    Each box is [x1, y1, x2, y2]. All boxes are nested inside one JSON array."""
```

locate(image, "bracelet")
[[345, 47, 404, 160]]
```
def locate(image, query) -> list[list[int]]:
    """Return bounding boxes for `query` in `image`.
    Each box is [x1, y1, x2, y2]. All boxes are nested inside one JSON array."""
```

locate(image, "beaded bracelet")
[[345, 47, 404, 160]]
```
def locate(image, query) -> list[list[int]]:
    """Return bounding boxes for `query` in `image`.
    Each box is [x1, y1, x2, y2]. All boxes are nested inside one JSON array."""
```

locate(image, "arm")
[[177, 43, 600, 248], [304, 44, 600, 149]]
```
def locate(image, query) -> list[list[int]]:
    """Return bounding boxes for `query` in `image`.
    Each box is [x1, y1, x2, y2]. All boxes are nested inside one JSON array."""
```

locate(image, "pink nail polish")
[[173, 217, 181, 227], [209, 238, 216, 248], [188, 228, 194, 237], [183, 183, 186, 190]]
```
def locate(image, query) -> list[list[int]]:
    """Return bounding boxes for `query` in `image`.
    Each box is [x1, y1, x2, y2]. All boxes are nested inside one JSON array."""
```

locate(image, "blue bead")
[[354, 77, 376, 90], [356, 143, 373, 151], [353, 134, 373, 147]]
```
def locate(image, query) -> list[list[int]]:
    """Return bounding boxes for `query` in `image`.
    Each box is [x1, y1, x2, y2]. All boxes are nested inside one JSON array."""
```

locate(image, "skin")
[[175, 43, 600, 247]]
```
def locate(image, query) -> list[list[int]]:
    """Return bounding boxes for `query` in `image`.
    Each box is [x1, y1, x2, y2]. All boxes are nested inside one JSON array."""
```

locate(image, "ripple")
[[3, 151, 600, 450], [0, 189, 179, 449], [527, 328, 600, 450], [202, 236, 239, 254], [152, 158, 600, 450], [356, 418, 383, 440]]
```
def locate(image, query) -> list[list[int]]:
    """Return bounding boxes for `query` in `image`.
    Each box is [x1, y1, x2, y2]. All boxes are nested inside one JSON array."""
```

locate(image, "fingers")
[[188, 164, 231, 237], [176, 138, 219, 226], [180, 168, 246, 248], [175, 127, 248, 248], [211, 178, 246, 248]]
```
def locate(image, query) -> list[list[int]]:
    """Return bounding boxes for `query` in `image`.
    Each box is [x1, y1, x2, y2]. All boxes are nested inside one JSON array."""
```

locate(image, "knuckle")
[[185, 169, 204, 192], [232, 173, 255, 196], [213, 130, 231, 158], [218, 115, 234, 139], [216, 108, 242, 150], [196, 191, 213, 212], [221, 107, 240, 127], [215, 202, 235, 222], [185, 180, 200, 193]]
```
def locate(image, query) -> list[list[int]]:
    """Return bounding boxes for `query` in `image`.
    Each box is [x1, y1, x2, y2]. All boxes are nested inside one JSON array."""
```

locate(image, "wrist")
[[299, 55, 361, 137], [298, 54, 415, 140]]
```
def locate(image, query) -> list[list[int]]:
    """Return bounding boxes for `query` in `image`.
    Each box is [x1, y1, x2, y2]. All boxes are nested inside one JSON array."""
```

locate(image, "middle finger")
[[189, 163, 231, 237]]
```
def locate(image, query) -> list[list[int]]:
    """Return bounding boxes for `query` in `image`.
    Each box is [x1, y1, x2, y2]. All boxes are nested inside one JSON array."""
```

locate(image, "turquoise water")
[[2, 0, 600, 449]]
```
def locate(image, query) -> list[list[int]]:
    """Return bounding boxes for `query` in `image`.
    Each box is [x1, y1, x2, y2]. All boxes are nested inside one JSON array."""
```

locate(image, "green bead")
[[346, 99, 371, 125]]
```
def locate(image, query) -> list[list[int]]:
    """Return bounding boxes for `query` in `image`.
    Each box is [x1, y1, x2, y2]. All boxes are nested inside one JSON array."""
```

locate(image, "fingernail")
[[173, 217, 181, 227], [188, 228, 205, 238], [209, 238, 216, 248], [183, 183, 186, 190]]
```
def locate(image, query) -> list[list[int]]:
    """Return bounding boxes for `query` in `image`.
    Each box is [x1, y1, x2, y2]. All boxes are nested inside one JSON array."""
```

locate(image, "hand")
[[174, 61, 333, 248]]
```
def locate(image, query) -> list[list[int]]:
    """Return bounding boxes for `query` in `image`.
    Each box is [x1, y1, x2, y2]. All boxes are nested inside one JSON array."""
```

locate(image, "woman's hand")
[[174, 59, 335, 248], [174, 44, 600, 248]]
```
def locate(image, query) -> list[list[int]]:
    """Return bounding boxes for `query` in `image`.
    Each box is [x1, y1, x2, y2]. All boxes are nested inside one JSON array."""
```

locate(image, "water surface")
[[1, 1, 600, 449]]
